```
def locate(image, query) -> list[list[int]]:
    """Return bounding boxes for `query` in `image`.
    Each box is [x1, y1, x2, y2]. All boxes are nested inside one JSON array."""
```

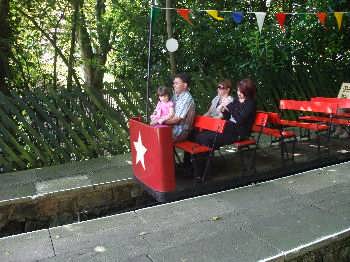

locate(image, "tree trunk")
[[166, 0, 176, 76], [53, 29, 58, 89], [0, 0, 10, 95], [77, 0, 110, 91], [67, 0, 79, 91], [53, 5, 66, 89]]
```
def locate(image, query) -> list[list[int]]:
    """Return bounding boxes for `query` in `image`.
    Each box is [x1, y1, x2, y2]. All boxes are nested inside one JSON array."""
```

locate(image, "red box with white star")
[[129, 118, 176, 195]]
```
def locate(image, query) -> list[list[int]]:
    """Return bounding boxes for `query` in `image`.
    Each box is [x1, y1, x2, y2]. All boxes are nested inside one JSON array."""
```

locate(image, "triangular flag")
[[255, 12, 266, 33], [334, 12, 344, 30], [316, 12, 327, 26], [276, 13, 287, 30], [206, 10, 224, 21], [176, 9, 193, 25], [266, 0, 272, 8], [231, 12, 244, 24]]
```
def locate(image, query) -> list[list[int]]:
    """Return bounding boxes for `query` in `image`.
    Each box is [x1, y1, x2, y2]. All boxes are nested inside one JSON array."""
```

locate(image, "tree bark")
[[0, 0, 10, 94], [166, 0, 176, 76], [77, 0, 112, 91], [53, 8, 66, 89], [67, 0, 79, 91]]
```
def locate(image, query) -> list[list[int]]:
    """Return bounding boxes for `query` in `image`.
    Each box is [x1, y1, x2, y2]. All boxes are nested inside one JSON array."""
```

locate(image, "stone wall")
[[270, 230, 350, 262], [0, 179, 151, 237]]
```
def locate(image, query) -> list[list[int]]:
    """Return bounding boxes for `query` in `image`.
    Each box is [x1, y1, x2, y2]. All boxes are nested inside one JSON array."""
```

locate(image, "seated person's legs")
[[193, 127, 238, 179], [193, 131, 219, 179]]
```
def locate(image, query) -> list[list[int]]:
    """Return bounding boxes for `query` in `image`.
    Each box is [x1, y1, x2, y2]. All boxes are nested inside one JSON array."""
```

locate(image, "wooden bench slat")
[[279, 119, 329, 131], [280, 100, 338, 114], [192, 116, 226, 133], [299, 115, 350, 126], [260, 127, 295, 138], [175, 141, 211, 154]]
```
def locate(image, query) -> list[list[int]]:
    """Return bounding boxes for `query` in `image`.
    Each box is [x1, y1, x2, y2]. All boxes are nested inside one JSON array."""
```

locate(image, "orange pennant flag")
[[334, 12, 344, 31], [176, 9, 193, 25], [206, 10, 224, 21], [316, 12, 327, 26], [276, 13, 287, 31]]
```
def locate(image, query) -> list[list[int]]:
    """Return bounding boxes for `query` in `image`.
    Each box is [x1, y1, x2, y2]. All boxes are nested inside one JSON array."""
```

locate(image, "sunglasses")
[[217, 85, 227, 90]]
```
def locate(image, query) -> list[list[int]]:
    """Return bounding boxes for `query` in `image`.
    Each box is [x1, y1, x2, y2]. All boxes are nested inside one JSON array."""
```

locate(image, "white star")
[[133, 132, 147, 170]]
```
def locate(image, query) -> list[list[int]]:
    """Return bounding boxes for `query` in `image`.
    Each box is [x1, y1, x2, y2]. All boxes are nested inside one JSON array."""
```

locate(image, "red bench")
[[259, 112, 297, 161], [175, 112, 268, 181], [279, 100, 337, 152], [311, 97, 350, 110], [175, 116, 226, 154], [298, 97, 350, 130]]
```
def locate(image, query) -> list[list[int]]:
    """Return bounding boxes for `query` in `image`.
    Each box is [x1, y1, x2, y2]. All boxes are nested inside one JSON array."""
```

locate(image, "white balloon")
[[166, 38, 179, 52]]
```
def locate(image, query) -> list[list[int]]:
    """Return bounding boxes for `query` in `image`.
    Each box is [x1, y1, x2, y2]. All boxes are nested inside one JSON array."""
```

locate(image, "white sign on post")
[[337, 83, 350, 98]]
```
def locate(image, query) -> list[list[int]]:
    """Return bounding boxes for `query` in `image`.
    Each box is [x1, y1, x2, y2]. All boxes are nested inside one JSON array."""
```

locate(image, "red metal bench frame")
[[300, 97, 350, 136], [230, 112, 269, 176], [260, 112, 297, 161], [302, 97, 350, 125], [279, 100, 338, 152]]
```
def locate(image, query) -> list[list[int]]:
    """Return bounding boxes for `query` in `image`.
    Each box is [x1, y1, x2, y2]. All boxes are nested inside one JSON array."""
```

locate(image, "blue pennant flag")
[[231, 12, 244, 24]]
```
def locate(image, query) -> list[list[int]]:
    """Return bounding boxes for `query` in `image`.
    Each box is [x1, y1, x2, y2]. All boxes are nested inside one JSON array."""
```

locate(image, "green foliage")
[[0, 85, 130, 172]]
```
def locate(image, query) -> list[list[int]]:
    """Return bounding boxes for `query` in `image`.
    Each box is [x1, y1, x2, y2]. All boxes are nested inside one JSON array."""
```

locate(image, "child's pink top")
[[151, 101, 174, 124]]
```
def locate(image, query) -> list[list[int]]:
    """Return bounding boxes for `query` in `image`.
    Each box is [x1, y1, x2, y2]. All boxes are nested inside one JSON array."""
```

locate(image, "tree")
[[0, 0, 10, 94], [77, 0, 116, 91]]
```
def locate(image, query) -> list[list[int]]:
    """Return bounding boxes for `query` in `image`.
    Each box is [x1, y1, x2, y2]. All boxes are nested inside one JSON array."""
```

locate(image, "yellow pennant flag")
[[206, 10, 224, 21], [334, 12, 344, 31]]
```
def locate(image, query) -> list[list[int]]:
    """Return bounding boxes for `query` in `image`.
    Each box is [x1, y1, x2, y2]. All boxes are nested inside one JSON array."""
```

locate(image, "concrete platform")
[[0, 154, 133, 204], [1, 161, 349, 262]]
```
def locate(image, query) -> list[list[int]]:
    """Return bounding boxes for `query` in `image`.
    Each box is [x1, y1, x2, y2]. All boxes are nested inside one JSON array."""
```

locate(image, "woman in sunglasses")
[[204, 79, 234, 119], [193, 78, 257, 180]]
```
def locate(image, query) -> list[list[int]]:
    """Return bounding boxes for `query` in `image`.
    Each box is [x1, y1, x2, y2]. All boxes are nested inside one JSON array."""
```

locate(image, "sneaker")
[[333, 127, 343, 136], [194, 176, 203, 183], [339, 132, 349, 139]]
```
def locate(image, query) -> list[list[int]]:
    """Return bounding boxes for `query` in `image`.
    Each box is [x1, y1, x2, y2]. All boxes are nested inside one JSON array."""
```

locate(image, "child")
[[150, 86, 174, 125]]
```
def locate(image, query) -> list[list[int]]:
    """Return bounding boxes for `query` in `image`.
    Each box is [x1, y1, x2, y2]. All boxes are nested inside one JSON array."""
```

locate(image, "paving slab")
[[135, 195, 233, 232], [147, 224, 278, 262], [49, 211, 150, 258], [0, 154, 133, 203], [39, 249, 152, 262], [0, 229, 54, 262], [0, 182, 37, 202], [35, 175, 92, 194]]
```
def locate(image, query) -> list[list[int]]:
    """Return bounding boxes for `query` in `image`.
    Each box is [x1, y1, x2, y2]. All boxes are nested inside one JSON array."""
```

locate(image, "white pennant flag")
[[255, 12, 266, 33]]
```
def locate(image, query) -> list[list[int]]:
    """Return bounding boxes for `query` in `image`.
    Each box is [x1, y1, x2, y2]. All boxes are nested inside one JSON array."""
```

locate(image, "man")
[[165, 73, 195, 142]]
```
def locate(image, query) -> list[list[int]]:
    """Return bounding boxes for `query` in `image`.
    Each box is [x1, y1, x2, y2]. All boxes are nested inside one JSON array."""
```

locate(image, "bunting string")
[[151, 6, 350, 33], [152, 6, 350, 16]]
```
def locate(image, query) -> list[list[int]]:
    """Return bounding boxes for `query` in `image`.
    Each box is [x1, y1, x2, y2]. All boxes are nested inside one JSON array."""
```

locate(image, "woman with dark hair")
[[221, 78, 257, 142], [193, 78, 257, 179]]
